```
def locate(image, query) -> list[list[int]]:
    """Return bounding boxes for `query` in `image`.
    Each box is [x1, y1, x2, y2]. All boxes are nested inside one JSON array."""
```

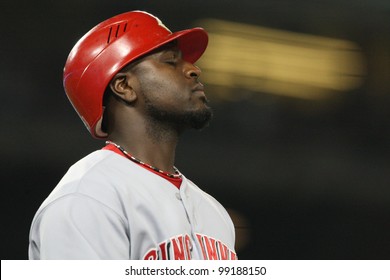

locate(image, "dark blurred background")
[[1, 0, 389, 259]]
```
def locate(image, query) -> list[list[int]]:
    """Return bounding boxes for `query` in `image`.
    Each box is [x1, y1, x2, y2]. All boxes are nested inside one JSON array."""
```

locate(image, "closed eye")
[[160, 48, 181, 66], [166, 60, 177, 65], [165, 58, 179, 67]]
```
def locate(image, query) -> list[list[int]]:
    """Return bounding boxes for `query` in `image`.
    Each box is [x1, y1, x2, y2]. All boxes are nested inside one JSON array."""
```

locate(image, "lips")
[[191, 83, 209, 104], [192, 83, 205, 94]]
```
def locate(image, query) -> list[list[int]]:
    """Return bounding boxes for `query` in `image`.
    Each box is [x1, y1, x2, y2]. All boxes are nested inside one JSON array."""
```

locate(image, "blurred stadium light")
[[197, 19, 366, 100]]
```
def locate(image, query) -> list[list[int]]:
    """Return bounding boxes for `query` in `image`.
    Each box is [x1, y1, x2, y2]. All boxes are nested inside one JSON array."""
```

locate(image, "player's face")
[[130, 46, 213, 130]]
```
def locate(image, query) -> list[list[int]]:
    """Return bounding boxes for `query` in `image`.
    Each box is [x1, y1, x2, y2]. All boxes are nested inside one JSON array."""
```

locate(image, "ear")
[[109, 72, 138, 104]]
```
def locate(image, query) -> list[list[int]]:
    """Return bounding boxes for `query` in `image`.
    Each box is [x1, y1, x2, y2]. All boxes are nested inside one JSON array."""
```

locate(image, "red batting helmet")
[[63, 11, 208, 138]]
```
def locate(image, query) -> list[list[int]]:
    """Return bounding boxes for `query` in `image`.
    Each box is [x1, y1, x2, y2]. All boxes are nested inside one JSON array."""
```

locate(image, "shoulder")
[[54, 150, 121, 195], [64, 149, 124, 181], [35, 150, 130, 217]]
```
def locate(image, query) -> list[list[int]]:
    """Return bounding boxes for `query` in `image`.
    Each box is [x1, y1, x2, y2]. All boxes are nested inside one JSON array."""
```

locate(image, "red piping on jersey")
[[102, 144, 183, 189]]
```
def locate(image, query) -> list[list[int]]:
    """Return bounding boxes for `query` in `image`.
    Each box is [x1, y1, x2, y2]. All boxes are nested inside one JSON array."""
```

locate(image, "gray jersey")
[[29, 150, 237, 260]]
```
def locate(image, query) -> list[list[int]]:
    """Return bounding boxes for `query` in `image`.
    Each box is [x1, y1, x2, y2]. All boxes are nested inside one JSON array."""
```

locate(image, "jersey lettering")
[[195, 233, 237, 260], [143, 233, 237, 260], [143, 249, 157, 260], [159, 242, 168, 260], [172, 235, 187, 260]]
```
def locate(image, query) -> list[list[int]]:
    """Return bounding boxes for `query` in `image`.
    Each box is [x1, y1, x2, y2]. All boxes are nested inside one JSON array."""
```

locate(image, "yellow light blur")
[[196, 19, 365, 100]]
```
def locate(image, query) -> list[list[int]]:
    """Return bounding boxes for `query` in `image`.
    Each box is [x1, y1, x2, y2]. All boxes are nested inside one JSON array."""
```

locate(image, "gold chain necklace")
[[105, 141, 182, 179]]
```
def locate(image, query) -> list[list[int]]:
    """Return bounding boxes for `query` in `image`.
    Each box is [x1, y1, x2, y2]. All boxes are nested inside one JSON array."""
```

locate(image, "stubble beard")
[[143, 95, 213, 141]]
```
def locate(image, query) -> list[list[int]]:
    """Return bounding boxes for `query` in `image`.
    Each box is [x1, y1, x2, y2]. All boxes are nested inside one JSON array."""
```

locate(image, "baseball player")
[[28, 11, 237, 260]]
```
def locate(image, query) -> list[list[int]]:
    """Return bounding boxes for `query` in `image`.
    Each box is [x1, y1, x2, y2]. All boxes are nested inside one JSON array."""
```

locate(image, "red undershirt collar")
[[102, 144, 183, 189]]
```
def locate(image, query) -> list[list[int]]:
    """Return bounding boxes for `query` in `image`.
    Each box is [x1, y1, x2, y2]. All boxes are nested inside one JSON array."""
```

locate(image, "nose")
[[184, 62, 201, 79]]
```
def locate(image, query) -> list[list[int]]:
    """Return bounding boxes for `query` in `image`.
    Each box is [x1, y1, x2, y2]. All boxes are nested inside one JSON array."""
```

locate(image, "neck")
[[108, 120, 180, 174], [105, 140, 181, 178]]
